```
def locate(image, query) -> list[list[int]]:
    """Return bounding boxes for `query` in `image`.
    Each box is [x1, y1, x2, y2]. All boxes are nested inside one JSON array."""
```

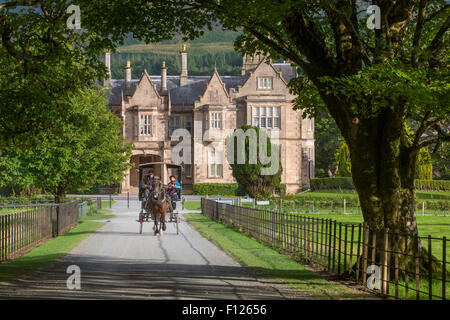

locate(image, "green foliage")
[[0, 88, 133, 201], [415, 180, 450, 192], [310, 178, 355, 191], [314, 111, 342, 177], [114, 29, 242, 77], [0, 2, 113, 147], [415, 148, 433, 180], [310, 178, 450, 192], [111, 50, 242, 78], [192, 183, 238, 196], [431, 143, 450, 180], [227, 125, 282, 199], [334, 140, 352, 177]]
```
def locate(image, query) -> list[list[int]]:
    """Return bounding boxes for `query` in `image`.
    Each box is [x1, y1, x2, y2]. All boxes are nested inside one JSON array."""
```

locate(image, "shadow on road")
[[0, 254, 315, 299]]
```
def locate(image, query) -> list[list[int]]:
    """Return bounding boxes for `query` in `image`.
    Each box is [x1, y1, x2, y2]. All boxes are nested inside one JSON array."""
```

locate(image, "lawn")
[[183, 201, 201, 210], [0, 220, 104, 283], [185, 212, 372, 299]]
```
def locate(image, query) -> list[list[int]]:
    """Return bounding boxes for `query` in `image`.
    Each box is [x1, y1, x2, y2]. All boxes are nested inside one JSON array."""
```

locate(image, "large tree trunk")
[[346, 108, 441, 275]]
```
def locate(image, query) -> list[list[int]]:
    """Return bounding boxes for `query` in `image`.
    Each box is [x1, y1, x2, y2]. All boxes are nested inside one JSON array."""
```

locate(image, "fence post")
[[97, 197, 101, 210], [127, 192, 130, 208], [109, 194, 112, 208], [428, 235, 432, 300], [415, 234, 420, 300], [343, 199, 346, 215], [362, 223, 369, 288], [381, 228, 389, 295], [443, 237, 446, 300], [422, 201, 425, 216]]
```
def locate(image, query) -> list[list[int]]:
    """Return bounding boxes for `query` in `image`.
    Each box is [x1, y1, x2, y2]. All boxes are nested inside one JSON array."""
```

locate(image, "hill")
[[111, 30, 243, 78]]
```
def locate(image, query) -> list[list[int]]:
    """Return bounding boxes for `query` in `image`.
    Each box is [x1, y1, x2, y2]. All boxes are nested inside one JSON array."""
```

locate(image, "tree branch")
[[0, 0, 41, 9]]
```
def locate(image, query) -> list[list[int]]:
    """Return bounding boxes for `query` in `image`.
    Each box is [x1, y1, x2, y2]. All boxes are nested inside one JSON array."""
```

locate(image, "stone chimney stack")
[[104, 51, 112, 86], [180, 44, 188, 86], [125, 60, 132, 90], [161, 61, 167, 93]]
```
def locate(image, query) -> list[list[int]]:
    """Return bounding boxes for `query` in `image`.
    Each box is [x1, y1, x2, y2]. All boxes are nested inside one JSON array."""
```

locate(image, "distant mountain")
[[111, 30, 243, 78]]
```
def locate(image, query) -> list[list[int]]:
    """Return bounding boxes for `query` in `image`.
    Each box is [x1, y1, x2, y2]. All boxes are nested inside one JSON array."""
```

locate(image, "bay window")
[[252, 107, 281, 129]]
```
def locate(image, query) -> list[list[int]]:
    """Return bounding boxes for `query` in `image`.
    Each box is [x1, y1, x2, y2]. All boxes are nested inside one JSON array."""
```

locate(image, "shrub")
[[311, 177, 450, 192], [415, 148, 433, 180], [310, 177, 355, 191], [227, 125, 283, 199], [334, 140, 352, 177], [414, 179, 450, 191], [192, 183, 239, 196]]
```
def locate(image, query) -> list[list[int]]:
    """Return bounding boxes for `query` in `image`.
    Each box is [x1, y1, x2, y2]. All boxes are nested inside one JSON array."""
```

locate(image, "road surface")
[[0, 200, 309, 299]]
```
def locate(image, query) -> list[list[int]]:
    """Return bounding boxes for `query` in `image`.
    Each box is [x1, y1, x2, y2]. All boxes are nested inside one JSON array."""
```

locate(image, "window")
[[210, 112, 222, 129], [184, 164, 192, 178], [140, 114, 152, 136], [257, 77, 272, 89], [208, 149, 223, 178], [169, 115, 192, 136], [307, 118, 312, 132], [185, 116, 192, 133], [252, 107, 281, 129]]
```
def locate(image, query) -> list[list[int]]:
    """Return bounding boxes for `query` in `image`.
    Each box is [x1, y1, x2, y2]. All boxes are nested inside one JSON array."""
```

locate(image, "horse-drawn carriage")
[[138, 162, 183, 235]]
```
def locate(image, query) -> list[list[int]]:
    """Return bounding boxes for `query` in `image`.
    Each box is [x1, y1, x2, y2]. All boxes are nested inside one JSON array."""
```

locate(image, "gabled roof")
[[273, 63, 297, 83], [169, 77, 209, 105], [197, 68, 231, 102], [133, 69, 161, 99], [105, 62, 296, 106]]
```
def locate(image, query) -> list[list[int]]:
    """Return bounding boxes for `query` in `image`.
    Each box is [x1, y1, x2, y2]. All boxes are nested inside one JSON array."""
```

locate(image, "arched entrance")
[[128, 153, 162, 194]]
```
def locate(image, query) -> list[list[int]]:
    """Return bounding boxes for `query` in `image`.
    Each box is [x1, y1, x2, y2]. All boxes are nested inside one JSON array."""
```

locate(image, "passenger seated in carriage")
[[165, 175, 182, 211]]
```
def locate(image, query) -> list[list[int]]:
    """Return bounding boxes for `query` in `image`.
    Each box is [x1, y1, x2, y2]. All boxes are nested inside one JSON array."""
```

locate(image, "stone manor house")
[[104, 45, 315, 194]]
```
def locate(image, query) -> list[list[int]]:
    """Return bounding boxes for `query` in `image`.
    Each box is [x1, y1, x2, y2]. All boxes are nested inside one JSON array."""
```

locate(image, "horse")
[[148, 179, 170, 235]]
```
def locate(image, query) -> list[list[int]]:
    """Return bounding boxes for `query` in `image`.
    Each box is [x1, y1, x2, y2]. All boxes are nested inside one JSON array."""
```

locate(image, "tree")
[[77, 0, 450, 270], [315, 111, 342, 177], [431, 143, 450, 180], [227, 125, 282, 199], [82, 0, 449, 232], [2, 0, 449, 268], [0, 87, 133, 202], [415, 148, 433, 180], [335, 140, 352, 177], [0, 1, 113, 147]]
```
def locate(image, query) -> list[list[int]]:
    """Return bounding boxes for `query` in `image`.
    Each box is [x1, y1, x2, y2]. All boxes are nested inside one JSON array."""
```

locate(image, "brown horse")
[[148, 179, 170, 235]]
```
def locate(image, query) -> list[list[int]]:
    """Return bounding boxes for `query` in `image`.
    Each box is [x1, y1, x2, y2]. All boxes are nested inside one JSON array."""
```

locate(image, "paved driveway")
[[0, 200, 309, 299]]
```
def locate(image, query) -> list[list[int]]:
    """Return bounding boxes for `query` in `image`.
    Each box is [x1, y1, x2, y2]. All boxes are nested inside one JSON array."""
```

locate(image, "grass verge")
[[79, 208, 116, 221], [185, 213, 372, 300], [183, 201, 201, 210], [0, 220, 104, 284]]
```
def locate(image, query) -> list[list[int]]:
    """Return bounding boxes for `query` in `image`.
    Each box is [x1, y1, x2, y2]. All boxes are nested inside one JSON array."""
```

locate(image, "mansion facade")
[[105, 46, 315, 194]]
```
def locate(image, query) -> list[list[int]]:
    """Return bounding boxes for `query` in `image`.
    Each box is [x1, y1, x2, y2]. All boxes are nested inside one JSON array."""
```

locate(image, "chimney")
[[161, 61, 167, 93], [125, 60, 132, 91], [104, 51, 111, 86], [180, 44, 188, 86]]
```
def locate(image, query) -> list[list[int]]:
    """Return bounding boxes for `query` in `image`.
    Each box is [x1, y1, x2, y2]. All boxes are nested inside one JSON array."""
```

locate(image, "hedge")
[[414, 180, 450, 191], [310, 177, 355, 191], [192, 183, 239, 196]]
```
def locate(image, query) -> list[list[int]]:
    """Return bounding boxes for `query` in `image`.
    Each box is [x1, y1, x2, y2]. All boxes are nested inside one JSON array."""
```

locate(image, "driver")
[[140, 172, 155, 219], [143, 172, 155, 198]]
